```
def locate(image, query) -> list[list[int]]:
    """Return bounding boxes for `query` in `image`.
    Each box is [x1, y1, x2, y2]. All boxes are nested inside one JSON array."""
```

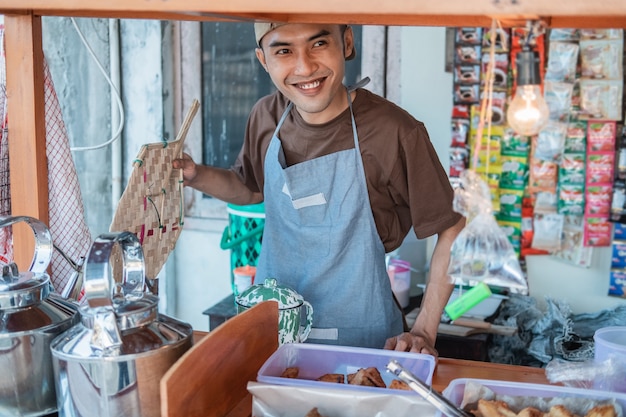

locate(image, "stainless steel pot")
[[51, 232, 193, 417], [0, 215, 79, 417]]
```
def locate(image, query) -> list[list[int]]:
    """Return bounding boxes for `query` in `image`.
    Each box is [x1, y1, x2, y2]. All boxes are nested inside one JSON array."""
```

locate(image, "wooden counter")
[[219, 357, 549, 417], [186, 307, 549, 417]]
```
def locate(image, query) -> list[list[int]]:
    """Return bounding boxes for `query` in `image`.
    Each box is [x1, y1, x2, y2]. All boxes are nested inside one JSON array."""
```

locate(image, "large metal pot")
[[0, 215, 79, 417], [51, 232, 193, 417]]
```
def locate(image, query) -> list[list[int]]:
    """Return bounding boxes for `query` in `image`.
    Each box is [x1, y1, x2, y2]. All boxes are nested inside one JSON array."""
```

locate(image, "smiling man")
[[173, 23, 464, 356]]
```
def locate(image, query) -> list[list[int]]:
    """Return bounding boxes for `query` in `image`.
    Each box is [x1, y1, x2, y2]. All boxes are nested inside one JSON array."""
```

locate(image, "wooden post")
[[4, 13, 48, 270]]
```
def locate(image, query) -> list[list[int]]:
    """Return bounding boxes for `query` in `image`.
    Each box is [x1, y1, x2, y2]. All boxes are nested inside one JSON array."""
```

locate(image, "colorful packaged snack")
[[455, 65, 481, 85], [455, 45, 482, 65], [610, 179, 626, 222], [587, 121, 616, 152], [499, 188, 524, 219], [584, 215, 612, 246], [564, 120, 587, 153], [501, 128, 531, 157], [558, 153, 586, 185], [585, 184, 614, 215], [500, 155, 528, 189], [586, 152, 615, 184], [456, 27, 483, 46], [558, 184, 585, 215], [609, 269, 626, 297], [451, 118, 470, 147]]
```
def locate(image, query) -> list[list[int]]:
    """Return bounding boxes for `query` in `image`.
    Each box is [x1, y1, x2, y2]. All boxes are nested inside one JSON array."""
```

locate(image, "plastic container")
[[233, 265, 257, 296], [257, 343, 435, 394], [388, 258, 411, 308], [442, 378, 626, 415], [220, 203, 265, 293], [594, 326, 626, 393]]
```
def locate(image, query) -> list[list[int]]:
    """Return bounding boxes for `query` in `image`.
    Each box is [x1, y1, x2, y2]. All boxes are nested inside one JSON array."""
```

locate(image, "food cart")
[[2, 1, 626, 416]]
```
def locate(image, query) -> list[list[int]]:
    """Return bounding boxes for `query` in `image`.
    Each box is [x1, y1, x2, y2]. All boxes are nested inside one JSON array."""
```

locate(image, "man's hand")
[[172, 152, 198, 186], [384, 331, 438, 359]]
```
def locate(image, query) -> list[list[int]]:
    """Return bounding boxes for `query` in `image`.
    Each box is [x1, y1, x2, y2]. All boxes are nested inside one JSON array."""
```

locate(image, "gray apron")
[[256, 88, 403, 348]]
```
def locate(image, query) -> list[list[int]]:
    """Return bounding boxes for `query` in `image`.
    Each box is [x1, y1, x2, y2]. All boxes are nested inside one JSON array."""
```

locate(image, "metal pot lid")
[[236, 277, 303, 310], [0, 216, 53, 310]]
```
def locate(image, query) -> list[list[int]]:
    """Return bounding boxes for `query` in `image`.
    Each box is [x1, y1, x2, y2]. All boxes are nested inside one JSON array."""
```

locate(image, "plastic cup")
[[233, 265, 256, 296], [389, 259, 411, 308], [594, 326, 626, 393]]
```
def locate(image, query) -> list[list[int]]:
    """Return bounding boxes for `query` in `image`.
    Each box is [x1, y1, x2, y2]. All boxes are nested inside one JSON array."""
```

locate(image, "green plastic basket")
[[220, 203, 265, 290]]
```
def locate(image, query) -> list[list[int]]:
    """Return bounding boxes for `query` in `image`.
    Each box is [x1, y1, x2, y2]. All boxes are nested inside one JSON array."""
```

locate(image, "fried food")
[[347, 367, 386, 388], [280, 366, 300, 378], [548, 405, 578, 417], [316, 373, 345, 383], [473, 399, 519, 417], [585, 404, 616, 417], [470, 399, 617, 417], [304, 407, 326, 417], [388, 379, 411, 390]]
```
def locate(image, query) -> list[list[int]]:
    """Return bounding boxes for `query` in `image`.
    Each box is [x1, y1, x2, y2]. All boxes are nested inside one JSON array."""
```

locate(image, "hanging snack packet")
[[545, 41, 580, 83], [531, 212, 564, 252], [447, 170, 527, 292]]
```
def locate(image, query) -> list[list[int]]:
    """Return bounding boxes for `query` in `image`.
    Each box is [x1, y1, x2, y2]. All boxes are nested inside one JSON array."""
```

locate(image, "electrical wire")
[[69, 17, 125, 152]]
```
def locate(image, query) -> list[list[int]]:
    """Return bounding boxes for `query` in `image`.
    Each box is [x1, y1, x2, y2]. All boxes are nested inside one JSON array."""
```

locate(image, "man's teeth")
[[299, 80, 320, 89]]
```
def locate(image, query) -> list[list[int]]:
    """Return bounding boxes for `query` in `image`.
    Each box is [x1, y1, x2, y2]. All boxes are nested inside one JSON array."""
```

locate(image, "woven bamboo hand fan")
[[110, 100, 200, 292]]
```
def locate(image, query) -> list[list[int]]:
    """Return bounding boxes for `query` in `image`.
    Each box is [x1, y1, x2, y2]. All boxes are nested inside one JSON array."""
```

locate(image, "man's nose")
[[294, 51, 317, 75]]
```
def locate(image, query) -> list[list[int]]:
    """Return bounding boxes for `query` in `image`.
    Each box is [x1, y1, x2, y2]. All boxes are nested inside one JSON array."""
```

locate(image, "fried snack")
[[472, 399, 519, 417], [470, 399, 617, 417], [280, 366, 300, 378], [305, 407, 326, 417], [316, 373, 345, 383], [517, 407, 546, 417], [549, 405, 578, 417], [347, 367, 386, 388], [388, 379, 411, 390], [585, 404, 616, 417]]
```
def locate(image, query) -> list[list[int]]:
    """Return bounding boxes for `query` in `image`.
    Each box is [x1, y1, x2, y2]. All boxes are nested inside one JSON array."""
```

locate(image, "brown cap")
[[254, 23, 356, 60]]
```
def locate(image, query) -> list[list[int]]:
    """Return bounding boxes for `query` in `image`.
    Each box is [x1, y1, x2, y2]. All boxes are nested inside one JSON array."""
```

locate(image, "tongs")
[[386, 360, 474, 417]]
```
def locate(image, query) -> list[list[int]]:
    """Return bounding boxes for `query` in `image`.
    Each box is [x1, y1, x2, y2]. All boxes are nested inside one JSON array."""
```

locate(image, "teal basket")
[[220, 203, 265, 286]]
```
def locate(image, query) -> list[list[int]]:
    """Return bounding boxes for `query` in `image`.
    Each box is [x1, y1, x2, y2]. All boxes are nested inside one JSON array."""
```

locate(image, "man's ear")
[[343, 26, 355, 60], [255, 48, 268, 72]]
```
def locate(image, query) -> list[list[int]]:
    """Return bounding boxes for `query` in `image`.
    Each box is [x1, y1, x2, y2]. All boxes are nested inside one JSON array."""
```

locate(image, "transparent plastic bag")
[[545, 356, 626, 393], [447, 170, 527, 292]]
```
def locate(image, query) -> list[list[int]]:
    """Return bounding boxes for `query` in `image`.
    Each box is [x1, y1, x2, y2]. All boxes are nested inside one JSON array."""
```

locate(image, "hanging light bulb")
[[506, 46, 549, 136]]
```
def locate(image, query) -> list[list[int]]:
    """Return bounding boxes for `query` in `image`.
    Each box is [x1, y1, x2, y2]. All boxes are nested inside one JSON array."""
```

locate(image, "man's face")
[[255, 24, 354, 124]]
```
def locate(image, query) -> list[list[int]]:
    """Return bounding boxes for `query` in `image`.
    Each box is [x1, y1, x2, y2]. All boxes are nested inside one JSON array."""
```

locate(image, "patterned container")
[[235, 278, 313, 345]]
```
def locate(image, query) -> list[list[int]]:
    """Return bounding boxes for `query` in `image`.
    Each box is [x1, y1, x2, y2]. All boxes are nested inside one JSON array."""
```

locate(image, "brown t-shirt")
[[231, 88, 462, 252]]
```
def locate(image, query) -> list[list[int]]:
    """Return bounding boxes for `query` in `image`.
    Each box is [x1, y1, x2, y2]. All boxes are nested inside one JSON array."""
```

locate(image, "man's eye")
[[313, 40, 327, 47], [276, 48, 290, 55]]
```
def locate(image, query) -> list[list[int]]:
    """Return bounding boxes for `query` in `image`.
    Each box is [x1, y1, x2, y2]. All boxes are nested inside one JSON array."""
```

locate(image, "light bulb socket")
[[515, 50, 541, 86]]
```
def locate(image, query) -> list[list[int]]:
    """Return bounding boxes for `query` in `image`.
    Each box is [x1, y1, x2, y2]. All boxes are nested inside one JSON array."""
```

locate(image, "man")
[[173, 22, 465, 356]]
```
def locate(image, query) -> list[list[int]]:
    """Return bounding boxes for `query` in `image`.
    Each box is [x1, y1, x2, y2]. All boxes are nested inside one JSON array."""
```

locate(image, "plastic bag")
[[545, 356, 626, 392], [447, 170, 527, 292]]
